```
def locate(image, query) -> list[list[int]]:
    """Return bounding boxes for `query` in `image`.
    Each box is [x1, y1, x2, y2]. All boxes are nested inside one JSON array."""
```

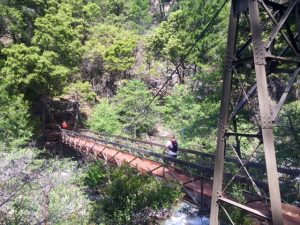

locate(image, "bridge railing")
[[79, 129, 300, 177], [76, 130, 300, 196], [61, 129, 275, 191]]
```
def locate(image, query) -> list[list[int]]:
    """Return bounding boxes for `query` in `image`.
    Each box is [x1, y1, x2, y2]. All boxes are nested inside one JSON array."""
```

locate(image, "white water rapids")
[[160, 202, 210, 225]]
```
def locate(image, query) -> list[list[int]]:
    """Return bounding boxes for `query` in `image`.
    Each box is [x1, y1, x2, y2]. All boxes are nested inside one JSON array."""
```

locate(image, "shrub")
[[0, 148, 91, 224], [83, 161, 107, 190], [90, 164, 182, 225]]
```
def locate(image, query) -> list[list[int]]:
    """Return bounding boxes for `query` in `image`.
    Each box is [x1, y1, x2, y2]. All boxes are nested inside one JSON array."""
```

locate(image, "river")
[[160, 201, 210, 225]]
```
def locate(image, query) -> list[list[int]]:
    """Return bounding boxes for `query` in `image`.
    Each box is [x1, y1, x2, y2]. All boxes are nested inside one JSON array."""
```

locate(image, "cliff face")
[[149, 0, 178, 19]]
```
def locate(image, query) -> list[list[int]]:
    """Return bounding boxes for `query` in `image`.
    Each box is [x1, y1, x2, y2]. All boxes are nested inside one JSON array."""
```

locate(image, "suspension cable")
[[130, 0, 229, 126], [61, 0, 230, 178]]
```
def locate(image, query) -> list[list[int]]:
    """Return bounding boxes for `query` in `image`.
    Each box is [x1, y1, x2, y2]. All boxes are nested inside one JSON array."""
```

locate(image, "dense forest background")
[[0, 0, 299, 224], [0, 0, 230, 150]]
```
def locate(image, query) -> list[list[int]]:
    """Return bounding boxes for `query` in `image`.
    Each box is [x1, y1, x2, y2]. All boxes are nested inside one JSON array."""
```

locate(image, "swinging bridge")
[[59, 129, 300, 225], [43, 0, 300, 224]]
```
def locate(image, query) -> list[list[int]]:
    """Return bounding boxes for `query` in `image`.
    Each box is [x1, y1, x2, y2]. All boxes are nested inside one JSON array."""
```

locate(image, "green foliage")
[[0, 0, 49, 45], [63, 81, 96, 103], [104, 37, 137, 73], [0, 148, 91, 224], [35, 51, 70, 95], [146, 10, 187, 63], [0, 87, 32, 149], [91, 164, 182, 225], [220, 184, 252, 225], [106, 0, 125, 16], [126, 0, 152, 29], [97, 0, 152, 30], [84, 24, 138, 74], [83, 161, 107, 189], [146, 0, 228, 84], [115, 79, 158, 137], [275, 100, 300, 167], [88, 79, 160, 137], [1, 44, 70, 96], [32, 2, 82, 68], [0, 0, 102, 99], [49, 184, 91, 225], [147, 0, 229, 65], [179, 0, 229, 66], [1, 44, 40, 91], [88, 99, 122, 134], [160, 84, 219, 150]]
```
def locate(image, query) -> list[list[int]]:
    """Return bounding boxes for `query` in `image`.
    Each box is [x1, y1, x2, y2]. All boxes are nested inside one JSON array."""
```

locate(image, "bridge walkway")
[[61, 129, 300, 225]]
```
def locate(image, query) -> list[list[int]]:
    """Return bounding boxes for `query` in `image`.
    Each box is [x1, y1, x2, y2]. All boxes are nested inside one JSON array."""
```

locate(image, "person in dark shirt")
[[163, 135, 178, 170], [163, 135, 178, 158]]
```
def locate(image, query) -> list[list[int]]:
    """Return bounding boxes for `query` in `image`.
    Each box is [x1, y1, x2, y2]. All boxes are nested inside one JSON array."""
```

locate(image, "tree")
[[88, 99, 122, 134], [0, 87, 32, 149], [63, 81, 96, 103], [1, 44, 40, 93], [82, 24, 138, 96], [126, 0, 152, 29], [161, 84, 219, 150], [0, 0, 102, 99], [179, 0, 229, 64], [114, 79, 158, 137], [146, 0, 229, 84], [84, 24, 138, 74], [146, 10, 188, 83], [96, 0, 151, 31], [0, 0, 48, 45], [1, 44, 70, 97], [32, 3, 83, 68]]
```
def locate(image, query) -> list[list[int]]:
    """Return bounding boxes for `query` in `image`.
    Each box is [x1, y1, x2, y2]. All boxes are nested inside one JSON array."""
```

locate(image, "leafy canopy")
[[114, 79, 158, 137], [63, 81, 96, 103], [88, 99, 122, 134], [160, 84, 219, 150], [97, 0, 152, 31], [84, 24, 138, 74], [0, 87, 32, 149], [1, 44, 70, 96]]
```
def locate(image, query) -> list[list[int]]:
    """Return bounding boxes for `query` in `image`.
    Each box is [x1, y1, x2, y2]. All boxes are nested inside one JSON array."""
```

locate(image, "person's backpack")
[[171, 140, 178, 153]]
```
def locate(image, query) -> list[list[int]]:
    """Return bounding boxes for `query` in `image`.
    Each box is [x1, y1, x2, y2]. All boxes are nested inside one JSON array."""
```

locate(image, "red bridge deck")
[[61, 130, 300, 225]]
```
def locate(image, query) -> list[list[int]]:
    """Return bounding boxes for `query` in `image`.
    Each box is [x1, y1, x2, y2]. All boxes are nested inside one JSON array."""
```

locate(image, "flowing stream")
[[160, 201, 210, 225]]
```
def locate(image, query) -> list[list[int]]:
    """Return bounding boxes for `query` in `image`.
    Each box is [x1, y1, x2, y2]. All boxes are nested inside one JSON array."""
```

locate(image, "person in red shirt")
[[62, 120, 68, 129]]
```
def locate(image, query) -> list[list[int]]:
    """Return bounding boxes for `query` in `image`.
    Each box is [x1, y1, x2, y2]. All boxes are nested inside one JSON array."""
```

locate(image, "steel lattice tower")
[[210, 0, 300, 224]]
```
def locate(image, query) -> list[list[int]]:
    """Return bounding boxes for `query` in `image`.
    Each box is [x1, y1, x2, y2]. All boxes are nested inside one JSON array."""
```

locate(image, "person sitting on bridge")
[[62, 120, 68, 130], [163, 135, 178, 159]]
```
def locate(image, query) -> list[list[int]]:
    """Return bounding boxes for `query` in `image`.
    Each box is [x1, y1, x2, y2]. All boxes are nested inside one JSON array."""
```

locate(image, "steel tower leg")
[[210, 1, 239, 224], [248, 1, 283, 224], [209, 0, 300, 224]]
